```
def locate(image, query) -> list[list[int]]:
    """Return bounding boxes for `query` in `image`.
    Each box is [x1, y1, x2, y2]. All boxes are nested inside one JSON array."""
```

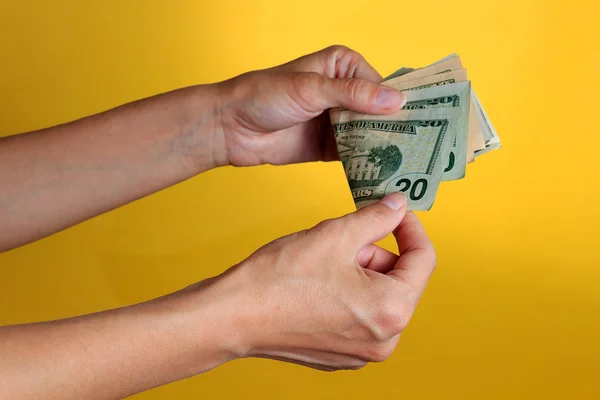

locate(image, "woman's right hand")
[[212, 192, 436, 371], [0, 192, 436, 400]]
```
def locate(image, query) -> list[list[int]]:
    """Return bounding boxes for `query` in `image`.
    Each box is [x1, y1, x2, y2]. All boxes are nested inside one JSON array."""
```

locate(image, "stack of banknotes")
[[329, 54, 500, 210]]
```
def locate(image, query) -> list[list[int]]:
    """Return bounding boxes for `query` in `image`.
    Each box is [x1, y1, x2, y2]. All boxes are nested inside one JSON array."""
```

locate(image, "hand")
[[215, 45, 406, 166], [212, 192, 436, 371], [0, 192, 434, 400]]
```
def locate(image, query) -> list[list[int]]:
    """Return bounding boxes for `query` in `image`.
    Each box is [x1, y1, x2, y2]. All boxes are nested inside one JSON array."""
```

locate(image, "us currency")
[[471, 90, 501, 156], [384, 67, 415, 81], [383, 55, 464, 86], [400, 82, 471, 180], [383, 68, 468, 91], [383, 54, 501, 159], [381, 69, 486, 161], [329, 107, 461, 211], [383, 54, 459, 81]]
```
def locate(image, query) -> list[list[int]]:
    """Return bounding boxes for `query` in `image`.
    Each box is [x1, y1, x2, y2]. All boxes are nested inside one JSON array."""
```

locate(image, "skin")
[[0, 46, 437, 399]]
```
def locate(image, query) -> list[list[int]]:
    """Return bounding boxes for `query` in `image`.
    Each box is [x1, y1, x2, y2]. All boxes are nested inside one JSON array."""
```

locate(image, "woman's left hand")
[[215, 45, 406, 166]]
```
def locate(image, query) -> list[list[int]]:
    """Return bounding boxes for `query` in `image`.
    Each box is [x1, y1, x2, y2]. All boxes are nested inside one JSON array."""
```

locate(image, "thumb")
[[322, 76, 406, 114], [340, 192, 408, 250]]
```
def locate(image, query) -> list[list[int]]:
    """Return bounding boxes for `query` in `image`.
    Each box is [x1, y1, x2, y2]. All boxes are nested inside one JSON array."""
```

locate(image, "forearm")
[[0, 84, 227, 252], [0, 281, 241, 400]]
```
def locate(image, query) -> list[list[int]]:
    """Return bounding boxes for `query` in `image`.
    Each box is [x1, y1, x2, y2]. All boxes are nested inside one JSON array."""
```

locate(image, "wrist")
[[202, 74, 267, 168], [173, 83, 231, 170], [162, 272, 253, 373]]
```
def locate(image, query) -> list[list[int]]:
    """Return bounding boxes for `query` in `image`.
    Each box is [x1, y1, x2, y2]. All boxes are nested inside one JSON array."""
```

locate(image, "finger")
[[388, 212, 437, 295], [356, 244, 399, 274], [346, 54, 383, 82], [279, 45, 383, 83], [336, 192, 407, 251], [259, 355, 338, 372], [258, 351, 367, 371], [321, 75, 406, 114], [320, 45, 383, 82]]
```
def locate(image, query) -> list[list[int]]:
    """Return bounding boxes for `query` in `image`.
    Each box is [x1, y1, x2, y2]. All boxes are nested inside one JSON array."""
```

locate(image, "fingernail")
[[379, 192, 407, 211], [375, 87, 406, 109]]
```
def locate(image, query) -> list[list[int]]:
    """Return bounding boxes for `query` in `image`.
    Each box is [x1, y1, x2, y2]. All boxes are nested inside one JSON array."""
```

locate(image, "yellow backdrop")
[[1, 0, 599, 399]]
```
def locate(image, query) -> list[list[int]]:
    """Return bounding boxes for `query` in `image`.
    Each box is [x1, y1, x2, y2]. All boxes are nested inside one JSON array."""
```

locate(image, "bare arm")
[[0, 47, 427, 400], [0, 195, 436, 400], [0, 279, 241, 399], [0, 84, 226, 251], [0, 45, 405, 253]]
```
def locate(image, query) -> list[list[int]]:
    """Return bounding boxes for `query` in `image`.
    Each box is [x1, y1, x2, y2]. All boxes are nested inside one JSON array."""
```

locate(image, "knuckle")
[[362, 289, 412, 343], [375, 294, 413, 334], [326, 45, 362, 65], [324, 45, 369, 80], [229, 71, 260, 103], [310, 218, 332, 233], [296, 71, 326, 89], [326, 44, 353, 57], [365, 342, 396, 363], [336, 216, 359, 247], [310, 218, 343, 240], [290, 72, 327, 111], [330, 220, 350, 247], [346, 360, 368, 370], [309, 219, 329, 233], [364, 205, 390, 227], [344, 78, 375, 103], [319, 366, 339, 373]]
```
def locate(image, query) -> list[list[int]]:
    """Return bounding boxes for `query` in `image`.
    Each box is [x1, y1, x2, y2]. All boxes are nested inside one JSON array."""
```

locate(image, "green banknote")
[[384, 55, 463, 85], [383, 69, 468, 92], [383, 54, 460, 81], [383, 67, 415, 81], [382, 54, 500, 160], [330, 107, 461, 210], [381, 68, 486, 160], [472, 90, 501, 156], [400, 81, 471, 180], [330, 54, 499, 211]]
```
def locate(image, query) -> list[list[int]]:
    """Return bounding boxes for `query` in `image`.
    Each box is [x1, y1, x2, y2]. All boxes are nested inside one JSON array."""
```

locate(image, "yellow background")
[[1, 0, 599, 398]]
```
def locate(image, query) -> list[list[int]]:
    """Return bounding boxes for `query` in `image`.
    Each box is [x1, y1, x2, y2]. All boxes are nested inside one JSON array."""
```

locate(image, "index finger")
[[387, 212, 437, 295], [278, 45, 383, 83]]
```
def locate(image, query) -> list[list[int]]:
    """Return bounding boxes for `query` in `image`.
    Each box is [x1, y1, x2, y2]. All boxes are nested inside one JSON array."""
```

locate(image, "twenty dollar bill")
[[330, 107, 462, 210], [400, 81, 471, 180]]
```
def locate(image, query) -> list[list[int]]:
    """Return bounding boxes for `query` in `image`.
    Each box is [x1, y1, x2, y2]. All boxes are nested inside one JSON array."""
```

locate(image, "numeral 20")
[[394, 178, 428, 201]]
